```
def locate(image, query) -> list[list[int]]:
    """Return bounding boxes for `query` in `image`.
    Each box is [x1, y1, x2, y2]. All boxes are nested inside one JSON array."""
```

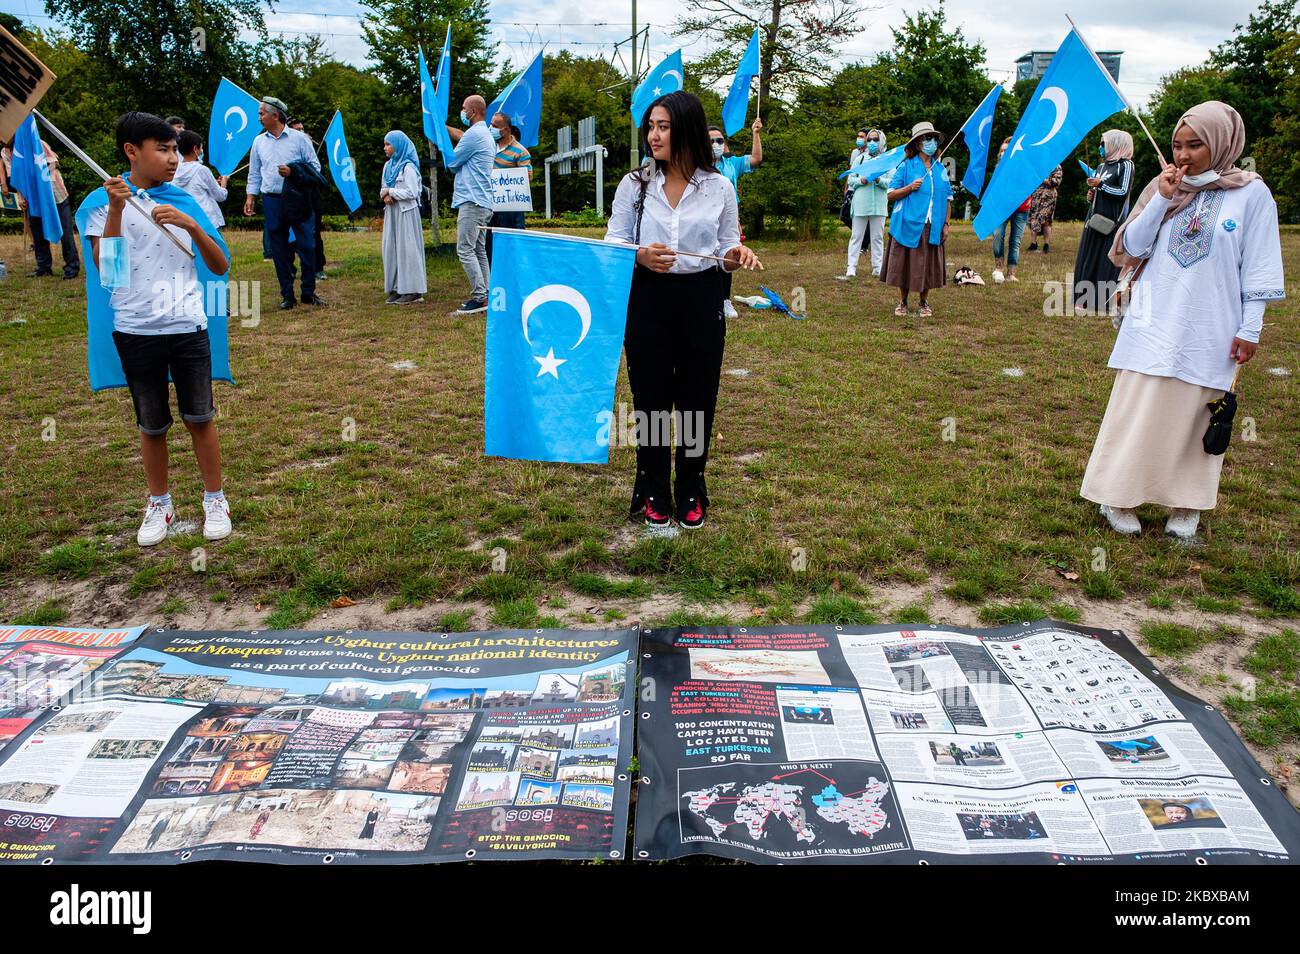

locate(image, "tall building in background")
[[1017, 49, 1122, 82]]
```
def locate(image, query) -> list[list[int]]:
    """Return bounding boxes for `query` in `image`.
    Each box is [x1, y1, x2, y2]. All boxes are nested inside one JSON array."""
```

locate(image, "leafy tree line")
[[2, 0, 1296, 231]]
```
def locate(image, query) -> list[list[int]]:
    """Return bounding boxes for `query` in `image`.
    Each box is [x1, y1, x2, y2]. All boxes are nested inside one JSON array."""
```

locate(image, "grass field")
[[1, 218, 1297, 792]]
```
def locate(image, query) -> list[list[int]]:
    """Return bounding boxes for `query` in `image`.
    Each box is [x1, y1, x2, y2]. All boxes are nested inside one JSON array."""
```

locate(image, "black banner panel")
[[0, 628, 636, 864], [633, 622, 1300, 865]]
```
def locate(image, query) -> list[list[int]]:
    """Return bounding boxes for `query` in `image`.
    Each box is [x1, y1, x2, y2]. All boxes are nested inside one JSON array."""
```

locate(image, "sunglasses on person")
[[709, 137, 725, 145]]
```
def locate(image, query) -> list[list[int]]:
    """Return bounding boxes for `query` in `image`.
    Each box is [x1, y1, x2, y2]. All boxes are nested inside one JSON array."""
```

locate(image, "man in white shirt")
[[242, 96, 322, 309], [172, 130, 228, 229]]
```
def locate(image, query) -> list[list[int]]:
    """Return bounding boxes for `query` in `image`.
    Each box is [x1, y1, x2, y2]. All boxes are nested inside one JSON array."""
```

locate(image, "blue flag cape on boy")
[[74, 174, 233, 392]]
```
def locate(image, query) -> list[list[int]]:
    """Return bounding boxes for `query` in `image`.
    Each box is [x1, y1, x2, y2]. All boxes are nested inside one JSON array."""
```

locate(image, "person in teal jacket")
[[839, 128, 889, 278], [881, 121, 953, 318]]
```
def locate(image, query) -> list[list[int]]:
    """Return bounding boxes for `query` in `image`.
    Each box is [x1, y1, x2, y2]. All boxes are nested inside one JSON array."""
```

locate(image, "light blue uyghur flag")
[[838, 142, 906, 181], [485, 231, 637, 464], [207, 77, 262, 176], [488, 52, 543, 148], [631, 49, 684, 127], [722, 29, 760, 136], [420, 38, 455, 163], [958, 82, 1003, 197], [9, 113, 61, 242], [324, 111, 362, 213], [973, 29, 1125, 240]]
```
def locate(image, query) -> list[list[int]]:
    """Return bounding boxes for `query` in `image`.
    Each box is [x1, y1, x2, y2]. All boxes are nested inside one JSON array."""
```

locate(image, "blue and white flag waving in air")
[[485, 231, 637, 464], [9, 113, 61, 242], [420, 34, 456, 163], [721, 29, 760, 136], [838, 142, 906, 181], [973, 29, 1125, 240], [207, 78, 262, 176], [324, 111, 361, 213], [488, 51, 543, 148], [957, 82, 1002, 197], [631, 49, 684, 127]]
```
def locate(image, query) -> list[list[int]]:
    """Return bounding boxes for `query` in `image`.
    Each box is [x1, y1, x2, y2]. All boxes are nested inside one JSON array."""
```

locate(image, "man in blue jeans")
[[242, 96, 323, 310], [445, 94, 496, 314]]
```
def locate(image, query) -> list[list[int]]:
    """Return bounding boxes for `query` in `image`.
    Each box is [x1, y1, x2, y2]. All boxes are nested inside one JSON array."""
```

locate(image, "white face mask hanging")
[[1181, 169, 1221, 187]]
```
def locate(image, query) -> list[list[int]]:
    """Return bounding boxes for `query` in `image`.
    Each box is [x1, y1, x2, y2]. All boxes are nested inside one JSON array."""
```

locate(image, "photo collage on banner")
[[633, 622, 1300, 865], [0, 628, 635, 863]]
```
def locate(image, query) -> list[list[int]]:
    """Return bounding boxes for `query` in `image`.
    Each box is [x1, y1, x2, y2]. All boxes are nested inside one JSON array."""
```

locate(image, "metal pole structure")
[[427, 143, 441, 244], [545, 160, 552, 220], [595, 146, 605, 216], [629, 0, 638, 170]]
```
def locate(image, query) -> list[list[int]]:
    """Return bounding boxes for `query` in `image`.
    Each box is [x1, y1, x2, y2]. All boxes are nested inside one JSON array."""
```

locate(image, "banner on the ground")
[[633, 621, 1300, 865], [0, 625, 147, 760], [0, 627, 635, 864], [0, 24, 55, 145], [491, 166, 533, 212]]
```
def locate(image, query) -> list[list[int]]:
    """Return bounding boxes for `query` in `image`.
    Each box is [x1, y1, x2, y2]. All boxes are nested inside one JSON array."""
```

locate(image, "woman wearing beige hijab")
[[1080, 102, 1285, 539], [1072, 129, 1135, 313]]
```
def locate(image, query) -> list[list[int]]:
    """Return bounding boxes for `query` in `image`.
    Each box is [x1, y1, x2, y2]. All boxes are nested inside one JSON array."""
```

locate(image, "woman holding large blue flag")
[[1081, 102, 1285, 540], [881, 121, 952, 318], [380, 131, 427, 305], [606, 91, 761, 530]]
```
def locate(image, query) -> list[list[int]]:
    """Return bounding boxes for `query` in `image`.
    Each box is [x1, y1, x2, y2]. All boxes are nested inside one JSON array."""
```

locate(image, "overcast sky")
[[1, 0, 1265, 106]]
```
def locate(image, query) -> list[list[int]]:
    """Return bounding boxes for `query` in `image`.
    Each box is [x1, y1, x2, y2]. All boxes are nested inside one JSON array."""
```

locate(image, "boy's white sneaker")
[[1099, 505, 1141, 535], [1165, 508, 1201, 540], [203, 495, 232, 541], [722, 299, 739, 319], [137, 500, 174, 547], [992, 268, 1005, 284]]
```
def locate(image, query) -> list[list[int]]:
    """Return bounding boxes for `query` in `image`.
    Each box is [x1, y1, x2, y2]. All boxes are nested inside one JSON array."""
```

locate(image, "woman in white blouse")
[[605, 91, 761, 529], [1081, 101, 1285, 539], [172, 130, 228, 230]]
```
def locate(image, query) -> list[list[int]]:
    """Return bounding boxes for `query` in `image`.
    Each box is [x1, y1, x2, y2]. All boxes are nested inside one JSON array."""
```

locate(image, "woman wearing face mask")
[[839, 128, 889, 279], [1073, 130, 1135, 314], [881, 122, 952, 318], [1081, 102, 1284, 539], [990, 137, 1029, 284], [379, 130, 428, 305], [1025, 165, 1063, 253], [606, 91, 762, 530]]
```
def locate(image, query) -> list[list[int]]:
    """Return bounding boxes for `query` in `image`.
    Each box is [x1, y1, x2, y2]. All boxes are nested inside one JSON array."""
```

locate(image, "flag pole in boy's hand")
[[32, 109, 196, 259]]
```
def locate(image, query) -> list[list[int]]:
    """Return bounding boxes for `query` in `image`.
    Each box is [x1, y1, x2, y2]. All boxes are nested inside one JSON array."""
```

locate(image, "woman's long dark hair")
[[637, 90, 716, 182]]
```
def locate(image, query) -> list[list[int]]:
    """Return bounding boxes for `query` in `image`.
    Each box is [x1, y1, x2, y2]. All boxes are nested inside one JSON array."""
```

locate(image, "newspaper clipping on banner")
[[0, 627, 634, 864], [633, 622, 1300, 865]]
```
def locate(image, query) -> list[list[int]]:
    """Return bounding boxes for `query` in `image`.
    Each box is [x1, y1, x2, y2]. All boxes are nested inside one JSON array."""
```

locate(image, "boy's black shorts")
[[112, 330, 216, 435]]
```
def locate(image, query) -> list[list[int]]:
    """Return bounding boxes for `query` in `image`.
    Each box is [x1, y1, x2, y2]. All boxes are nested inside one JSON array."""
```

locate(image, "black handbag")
[[839, 192, 853, 227]]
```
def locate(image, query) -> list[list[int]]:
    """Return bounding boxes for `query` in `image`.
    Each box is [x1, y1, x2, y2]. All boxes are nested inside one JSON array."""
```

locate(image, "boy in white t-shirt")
[[82, 112, 233, 546]]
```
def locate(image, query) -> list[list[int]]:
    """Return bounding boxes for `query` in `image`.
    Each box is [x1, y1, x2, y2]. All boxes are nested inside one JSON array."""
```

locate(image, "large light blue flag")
[[207, 77, 262, 176], [488, 52, 543, 148], [722, 29, 760, 136], [973, 29, 1125, 239], [958, 83, 1003, 198], [323, 111, 362, 213], [9, 113, 61, 242], [485, 231, 637, 464], [420, 39, 456, 163], [631, 50, 684, 127], [838, 142, 907, 181]]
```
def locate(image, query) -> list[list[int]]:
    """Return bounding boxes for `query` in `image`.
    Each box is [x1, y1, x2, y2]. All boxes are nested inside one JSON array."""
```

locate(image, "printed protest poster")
[[633, 622, 1300, 865], [0, 627, 634, 864], [0, 625, 145, 755], [490, 166, 533, 212], [0, 24, 56, 144]]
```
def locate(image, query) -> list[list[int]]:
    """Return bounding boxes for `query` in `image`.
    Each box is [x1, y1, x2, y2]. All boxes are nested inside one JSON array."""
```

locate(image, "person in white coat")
[[1080, 101, 1285, 539], [379, 131, 428, 305]]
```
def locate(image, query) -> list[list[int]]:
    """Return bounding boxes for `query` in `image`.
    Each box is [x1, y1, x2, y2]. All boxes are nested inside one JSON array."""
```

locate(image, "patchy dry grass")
[[2, 222, 1298, 776]]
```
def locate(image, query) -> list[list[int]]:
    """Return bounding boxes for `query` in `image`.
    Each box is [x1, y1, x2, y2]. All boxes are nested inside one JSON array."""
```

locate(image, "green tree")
[[674, 0, 867, 108]]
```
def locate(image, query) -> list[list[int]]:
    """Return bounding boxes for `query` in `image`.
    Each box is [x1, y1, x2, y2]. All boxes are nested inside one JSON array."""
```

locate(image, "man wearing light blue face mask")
[[445, 94, 495, 314]]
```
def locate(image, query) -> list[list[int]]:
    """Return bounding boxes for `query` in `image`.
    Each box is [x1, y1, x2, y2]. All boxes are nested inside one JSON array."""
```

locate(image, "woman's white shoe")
[[1165, 508, 1201, 540], [1099, 505, 1141, 535]]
